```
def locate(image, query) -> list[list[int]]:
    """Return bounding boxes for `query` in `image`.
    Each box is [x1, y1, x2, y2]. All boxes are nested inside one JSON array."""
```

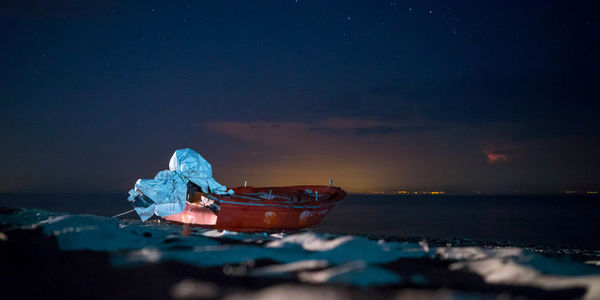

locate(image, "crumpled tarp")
[[127, 148, 234, 221]]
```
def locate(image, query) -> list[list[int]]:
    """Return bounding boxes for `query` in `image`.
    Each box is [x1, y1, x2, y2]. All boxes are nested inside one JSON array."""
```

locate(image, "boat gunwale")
[[192, 185, 346, 209], [214, 198, 343, 209]]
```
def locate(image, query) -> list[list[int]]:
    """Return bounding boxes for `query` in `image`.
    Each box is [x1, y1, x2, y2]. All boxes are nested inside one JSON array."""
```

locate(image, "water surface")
[[1, 193, 599, 249]]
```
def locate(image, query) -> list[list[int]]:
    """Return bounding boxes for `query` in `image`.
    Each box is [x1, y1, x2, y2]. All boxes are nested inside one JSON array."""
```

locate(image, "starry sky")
[[1, 1, 599, 193]]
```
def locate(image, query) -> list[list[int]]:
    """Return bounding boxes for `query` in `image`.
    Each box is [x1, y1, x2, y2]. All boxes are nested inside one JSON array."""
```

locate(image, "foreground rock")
[[1, 207, 599, 299]]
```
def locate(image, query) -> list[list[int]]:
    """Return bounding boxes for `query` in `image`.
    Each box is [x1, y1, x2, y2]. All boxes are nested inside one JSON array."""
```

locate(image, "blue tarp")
[[127, 148, 233, 221]]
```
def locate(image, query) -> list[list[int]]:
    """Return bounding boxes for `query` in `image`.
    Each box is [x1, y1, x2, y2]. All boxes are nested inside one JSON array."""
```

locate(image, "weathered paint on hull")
[[164, 185, 346, 232], [164, 203, 217, 226], [214, 203, 333, 231]]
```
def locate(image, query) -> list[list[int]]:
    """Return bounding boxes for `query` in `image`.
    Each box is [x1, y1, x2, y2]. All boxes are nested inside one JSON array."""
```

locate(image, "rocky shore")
[[1, 207, 599, 299]]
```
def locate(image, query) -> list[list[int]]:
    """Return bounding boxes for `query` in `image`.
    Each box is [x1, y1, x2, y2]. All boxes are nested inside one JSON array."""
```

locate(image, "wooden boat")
[[164, 185, 346, 232]]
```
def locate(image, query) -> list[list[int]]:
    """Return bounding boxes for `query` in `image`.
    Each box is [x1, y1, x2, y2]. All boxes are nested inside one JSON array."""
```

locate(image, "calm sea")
[[1, 193, 598, 250]]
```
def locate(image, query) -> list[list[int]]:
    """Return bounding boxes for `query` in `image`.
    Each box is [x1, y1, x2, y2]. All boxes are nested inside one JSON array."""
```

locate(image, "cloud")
[[207, 118, 433, 142], [483, 148, 517, 164], [485, 152, 510, 164]]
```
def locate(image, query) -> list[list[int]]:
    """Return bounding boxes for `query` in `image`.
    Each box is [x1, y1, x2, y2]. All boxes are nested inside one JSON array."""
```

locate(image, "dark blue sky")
[[1, 1, 599, 193]]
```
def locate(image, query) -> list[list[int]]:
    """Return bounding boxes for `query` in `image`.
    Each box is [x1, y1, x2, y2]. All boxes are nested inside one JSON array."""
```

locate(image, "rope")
[[112, 209, 135, 218]]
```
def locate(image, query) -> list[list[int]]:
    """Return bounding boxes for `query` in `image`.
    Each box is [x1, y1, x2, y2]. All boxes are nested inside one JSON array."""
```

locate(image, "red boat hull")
[[164, 185, 346, 232]]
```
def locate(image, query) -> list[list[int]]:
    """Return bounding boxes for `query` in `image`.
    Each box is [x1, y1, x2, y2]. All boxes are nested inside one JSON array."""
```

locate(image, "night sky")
[[1, 1, 599, 193]]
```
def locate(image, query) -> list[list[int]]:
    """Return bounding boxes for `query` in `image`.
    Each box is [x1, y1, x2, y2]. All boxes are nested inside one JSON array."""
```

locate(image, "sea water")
[[1, 193, 599, 249]]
